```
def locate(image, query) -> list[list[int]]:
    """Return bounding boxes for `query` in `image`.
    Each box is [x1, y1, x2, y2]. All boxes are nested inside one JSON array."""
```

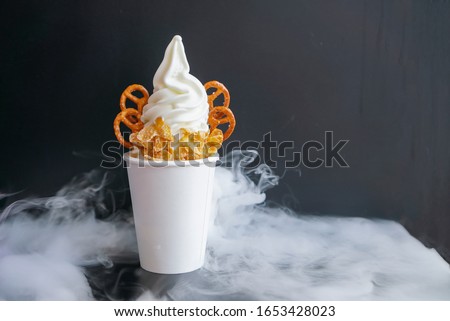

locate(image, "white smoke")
[[168, 151, 450, 300], [0, 171, 138, 300], [0, 151, 449, 300]]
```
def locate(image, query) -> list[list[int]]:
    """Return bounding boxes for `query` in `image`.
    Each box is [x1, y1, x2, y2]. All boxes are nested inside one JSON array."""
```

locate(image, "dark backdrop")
[[1, 0, 450, 259]]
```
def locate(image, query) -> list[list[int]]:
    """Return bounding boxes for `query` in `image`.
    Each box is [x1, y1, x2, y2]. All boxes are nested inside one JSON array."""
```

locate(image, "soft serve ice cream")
[[141, 35, 209, 136], [114, 35, 235, 161]]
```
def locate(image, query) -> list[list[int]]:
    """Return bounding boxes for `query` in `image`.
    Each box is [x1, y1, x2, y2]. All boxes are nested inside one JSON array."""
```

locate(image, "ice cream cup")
[[123, 152, 219, 274]]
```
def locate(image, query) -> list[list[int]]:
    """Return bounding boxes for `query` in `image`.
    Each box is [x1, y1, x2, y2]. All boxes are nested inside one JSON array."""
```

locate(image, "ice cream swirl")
[[140, 35, 209, 136]]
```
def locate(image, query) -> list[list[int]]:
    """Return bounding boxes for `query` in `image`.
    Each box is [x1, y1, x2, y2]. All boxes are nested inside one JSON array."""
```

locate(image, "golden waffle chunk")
[[174, 129, 209, 160], [205, 128, 224, 157], [130, 118, 224, 160], [137, 117, 173, 142], [130, 117, 174, 160], [176, 146, 190, 161]]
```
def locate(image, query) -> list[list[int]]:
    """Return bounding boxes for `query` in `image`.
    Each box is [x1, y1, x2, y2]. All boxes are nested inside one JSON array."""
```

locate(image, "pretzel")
[[114, 108, 144, 148], [114, 84, 149, 148], [208, 107, 235, 141], [120, 84, 149, 113], [120, 84, 149, 123], [204, 81, 230, 110]]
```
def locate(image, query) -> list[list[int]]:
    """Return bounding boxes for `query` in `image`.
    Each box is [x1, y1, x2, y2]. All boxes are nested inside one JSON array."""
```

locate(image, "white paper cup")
[[123, 152, 218, 274]]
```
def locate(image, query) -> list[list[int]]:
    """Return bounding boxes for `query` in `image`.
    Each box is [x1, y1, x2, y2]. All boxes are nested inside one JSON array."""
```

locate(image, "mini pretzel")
[[204, 81, 230, 110], [208, 107, 235, 141], [120, 84, 149, 122], [114, 108, 144, 148]]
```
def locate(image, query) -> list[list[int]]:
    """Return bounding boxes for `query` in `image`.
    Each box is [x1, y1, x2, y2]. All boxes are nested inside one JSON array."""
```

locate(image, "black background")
[[1, 1, 450, 259]]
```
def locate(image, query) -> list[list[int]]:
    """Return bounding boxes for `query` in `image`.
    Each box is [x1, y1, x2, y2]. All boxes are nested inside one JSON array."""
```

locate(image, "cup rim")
[[123, 152, 220, 168]]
